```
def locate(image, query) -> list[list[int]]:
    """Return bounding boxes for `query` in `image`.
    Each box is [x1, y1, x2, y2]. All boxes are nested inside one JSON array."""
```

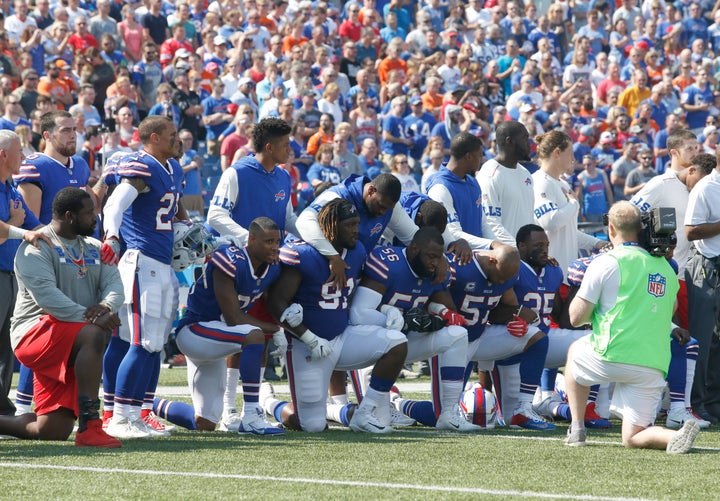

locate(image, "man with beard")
[[0, 187, 124, 448], [11, 111, 91, 415], [476, 120, 535, 247], [100, 116, 189, 439], [131, 42, 164, 120]]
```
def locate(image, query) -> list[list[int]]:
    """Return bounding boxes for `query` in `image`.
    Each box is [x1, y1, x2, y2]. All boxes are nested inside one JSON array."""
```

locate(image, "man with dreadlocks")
[[263, 198, 408, 433], [151, 217, 286, 435]]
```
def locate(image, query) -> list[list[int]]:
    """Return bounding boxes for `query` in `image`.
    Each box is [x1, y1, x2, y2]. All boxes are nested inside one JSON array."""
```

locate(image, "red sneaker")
[[584, 402, 612, 429], [76, 419, 122, 448], [102, 410, 113, 430]]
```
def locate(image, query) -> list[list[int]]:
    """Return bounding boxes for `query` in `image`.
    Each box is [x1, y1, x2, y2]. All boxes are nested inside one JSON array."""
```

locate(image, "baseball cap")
[[625, 136, 640, 144], [409, 96, 422, 105], [704, 125, 718, 137], [578, 134, 590, 142], [580, 124, 595, 136], [629, 124, 643, 134], [446, 31, 458, 37], [238, 77, 254, 87], [213, 35, 227, 46], [175, 48, 191, 58], [635, 40, 649, 51], [599, 131, 613, 144], [205, 62, 220, 73], [519, 103, 534, 113]]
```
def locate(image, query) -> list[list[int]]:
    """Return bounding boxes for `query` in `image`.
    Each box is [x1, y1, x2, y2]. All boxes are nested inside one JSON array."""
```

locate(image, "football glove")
[[440, 309, 468, 327], [403, 307, 447, 333], [101, 235, 121, 265], [381, 305, 405, 331], [507, 314, 528, 338], [269, 328, 288, 357], [300, 330, 333, 361], [279, 303, 303, 327]]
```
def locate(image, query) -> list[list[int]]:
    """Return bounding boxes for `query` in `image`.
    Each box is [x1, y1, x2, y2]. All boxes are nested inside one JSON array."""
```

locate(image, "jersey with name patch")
[[514, 261, 563, 334], [449, 254, 517, 341], [363, 246, 450, 312], [279, 240, 367, 340], [179, 244, 280, 329], [13, 153, 90, 224], [115, 150, 184, 264]]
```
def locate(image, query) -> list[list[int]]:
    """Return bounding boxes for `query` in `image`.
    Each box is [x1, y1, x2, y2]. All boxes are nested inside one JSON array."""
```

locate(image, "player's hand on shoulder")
[[447, 239, 472, 265], [23, 229, 52, 248], [328, 254, 350, 290], [101, 235, 121, 265]]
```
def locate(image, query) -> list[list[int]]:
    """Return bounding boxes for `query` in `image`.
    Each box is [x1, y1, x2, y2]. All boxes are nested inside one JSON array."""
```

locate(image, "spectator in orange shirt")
[[38, 60, 74, 109], [377, 42, 407, 87], [306, 112, 334, 158], [282, 19, 308, 56], [672, 62, 695, 92], [421, 75, 444, 119], [256, 0, 277, 33]]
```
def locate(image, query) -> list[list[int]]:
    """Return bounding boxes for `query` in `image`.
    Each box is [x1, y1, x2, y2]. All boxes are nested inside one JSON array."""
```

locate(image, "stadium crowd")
[[0, 0, 718, 454]]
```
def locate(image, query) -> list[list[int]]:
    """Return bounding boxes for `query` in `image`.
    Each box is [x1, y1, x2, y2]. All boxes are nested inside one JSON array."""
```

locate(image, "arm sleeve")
[[387, 202, 419, 247], [427, 184, 494, 249], [206, 168, 249, 246], [349, 285, 387, 326], [102, 182, 139, 238], [295, 191, 341, 256], [284, 200, 299, 238], [478, 173, 516, 246]]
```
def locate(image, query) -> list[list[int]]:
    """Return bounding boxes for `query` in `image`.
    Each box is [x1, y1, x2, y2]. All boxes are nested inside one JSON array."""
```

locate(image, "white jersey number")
[[459, 294, 501, 326], [319, 277, 356, 310], [156, 192, 180, 231], [522, 292, 555, 328]]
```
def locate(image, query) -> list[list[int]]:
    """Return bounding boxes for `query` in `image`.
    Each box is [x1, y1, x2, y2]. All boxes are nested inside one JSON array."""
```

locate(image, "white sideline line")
[[0, 462, 656, 501]]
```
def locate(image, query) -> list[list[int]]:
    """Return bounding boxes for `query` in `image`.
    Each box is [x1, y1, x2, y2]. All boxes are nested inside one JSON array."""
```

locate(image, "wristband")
[[7, 226, 28, 240]]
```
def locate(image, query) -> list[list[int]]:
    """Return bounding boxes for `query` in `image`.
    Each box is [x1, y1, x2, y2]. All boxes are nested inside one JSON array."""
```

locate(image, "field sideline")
[[3, 370, 720, 500]]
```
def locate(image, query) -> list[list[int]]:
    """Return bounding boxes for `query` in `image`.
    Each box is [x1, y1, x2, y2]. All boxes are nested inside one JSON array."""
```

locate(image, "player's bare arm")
[[267, 266, 308, 337], [17, 183, 42, 219], [214, 269, 277, 334]]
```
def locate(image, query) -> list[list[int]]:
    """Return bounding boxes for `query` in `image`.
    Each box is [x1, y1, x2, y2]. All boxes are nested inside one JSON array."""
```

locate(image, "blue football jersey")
[[179, 244, 280, 330], [13, 153, 91, 224], [363, 246, 449, 312], [514, 261, 563, 334], [279, 240, 367, 341], [115, 150, 185, 264], [449, 253, 518, 341]]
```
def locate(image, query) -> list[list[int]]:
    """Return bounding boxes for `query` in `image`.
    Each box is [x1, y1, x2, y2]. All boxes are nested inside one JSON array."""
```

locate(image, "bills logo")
[[475, 197, 482, 208], [524, 177, 532, 186], [647, 273, 666, 297], [274, 190, 286, 202], [369, 222, 383, 235]]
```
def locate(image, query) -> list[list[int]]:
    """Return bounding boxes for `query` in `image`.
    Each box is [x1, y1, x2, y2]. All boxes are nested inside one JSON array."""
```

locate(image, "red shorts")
[[676, 279, 688, 330], [14, 315, 87, 417]]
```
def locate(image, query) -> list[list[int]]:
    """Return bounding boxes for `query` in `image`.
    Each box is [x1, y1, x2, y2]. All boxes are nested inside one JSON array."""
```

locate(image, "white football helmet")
[[171, 221, 217, 272], [460, 383, 498, 429]]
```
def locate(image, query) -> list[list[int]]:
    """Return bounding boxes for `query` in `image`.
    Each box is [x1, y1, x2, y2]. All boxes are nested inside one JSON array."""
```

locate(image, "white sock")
[[114, 402, 130, 419], [262, 396, 283, 417], [14, 403, 32, 416], [330, 394, 349, 405], [326, 403, 345, 424], [685, 359, 696, 408], [224, 368, 240, 413], [440, 380, 463, 414], [669, 401, 686, 412]]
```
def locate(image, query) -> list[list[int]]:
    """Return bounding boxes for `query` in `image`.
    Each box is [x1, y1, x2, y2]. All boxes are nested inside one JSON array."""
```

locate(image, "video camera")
[[602, 207, 677, 257]]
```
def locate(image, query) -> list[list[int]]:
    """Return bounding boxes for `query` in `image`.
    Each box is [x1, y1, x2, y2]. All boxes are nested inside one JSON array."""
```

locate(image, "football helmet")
[[460, 383, 498, 429], [171, 221, 217, 272]]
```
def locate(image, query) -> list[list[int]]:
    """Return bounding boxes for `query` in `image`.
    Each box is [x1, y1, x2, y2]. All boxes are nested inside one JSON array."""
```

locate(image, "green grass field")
[[3, 368, 719, 501]]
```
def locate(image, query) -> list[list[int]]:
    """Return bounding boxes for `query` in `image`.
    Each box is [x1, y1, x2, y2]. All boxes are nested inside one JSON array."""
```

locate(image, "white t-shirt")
[[684, 169, 720, 258], [577, 253, 621, 315], [630, 168, 691, 272], [532, 170, 600, 280], [477, 159, 536, 247]]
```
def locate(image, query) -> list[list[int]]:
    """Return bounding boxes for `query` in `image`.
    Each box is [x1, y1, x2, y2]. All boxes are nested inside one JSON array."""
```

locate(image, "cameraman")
[[564, 201, 700, 453]]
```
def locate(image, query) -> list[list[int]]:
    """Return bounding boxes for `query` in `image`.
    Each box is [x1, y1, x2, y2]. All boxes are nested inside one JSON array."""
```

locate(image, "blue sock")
[[667, 337, 687, 404], [588, 384, 599, 402], [519, 336, 548, 396], [273, 402, 288, 423], [368, 374, 394, 392], [143, 352, 161, 407], [400, 400, 437, 427], [556, 403, 572, 421], [339, 403, 355, 426], [154, 398, 197, 430], [102, 336, 129, 411], [239, 343, 264, 404], [15, 364, 33, 408], [115, 344, 154, 410], [541, 368, 558, 392]]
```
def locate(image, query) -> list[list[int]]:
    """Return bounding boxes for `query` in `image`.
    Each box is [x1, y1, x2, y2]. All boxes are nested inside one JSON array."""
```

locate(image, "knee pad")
[[296, 367, 325, 404]]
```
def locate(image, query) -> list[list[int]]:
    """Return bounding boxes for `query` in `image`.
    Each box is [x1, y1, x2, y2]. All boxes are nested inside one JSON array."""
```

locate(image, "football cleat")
[[142, 409, 176, 433], [105, 416, 154, 439], [666, 407, 711, 430], [584, 402, 612, 429], [509, 403, 557, 430], [237, 407, 285, 436], [565, 425, 587, 447], [436, 406, 483, 432], [75, 419, 122, 448], [349, 404, 393, 434], [218, 408, 243, 432], [389, 405, 416, 427], [666, 419, 700, 454], [102, 410, 113, 430], [532, 393, 563, 420]]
